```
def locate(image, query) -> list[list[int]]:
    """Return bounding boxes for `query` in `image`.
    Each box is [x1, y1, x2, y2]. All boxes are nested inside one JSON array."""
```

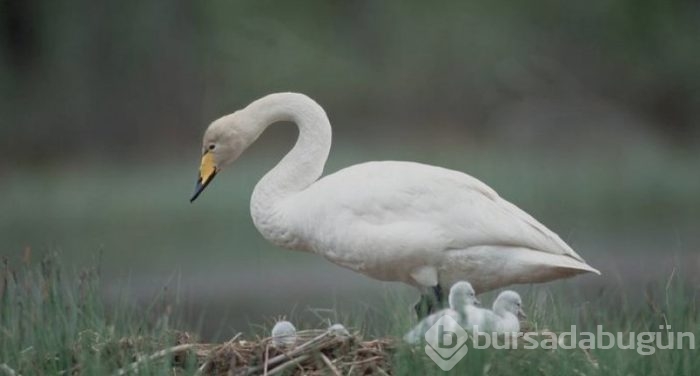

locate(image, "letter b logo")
[[438, 324, 458, 349], [424, 315, 469, 371]]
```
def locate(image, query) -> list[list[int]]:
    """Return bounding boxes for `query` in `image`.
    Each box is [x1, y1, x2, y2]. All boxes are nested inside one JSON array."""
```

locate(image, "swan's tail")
[[510, 248, 602, 282], [448, 246, 602, 293], [537, 252, 601, 275]]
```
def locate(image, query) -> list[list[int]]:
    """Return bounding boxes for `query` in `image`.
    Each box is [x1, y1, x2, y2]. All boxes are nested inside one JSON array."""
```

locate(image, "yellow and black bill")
[[190, 152, 218, 203]]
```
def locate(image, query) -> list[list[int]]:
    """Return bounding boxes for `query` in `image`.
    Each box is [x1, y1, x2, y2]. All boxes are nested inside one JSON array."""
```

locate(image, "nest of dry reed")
[[112, 329, 395, 376]]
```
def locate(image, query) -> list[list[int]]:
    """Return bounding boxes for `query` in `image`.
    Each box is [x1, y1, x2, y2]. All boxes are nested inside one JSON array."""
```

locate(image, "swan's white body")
[[194, 92, 599, 297], [273, 161, 600, 293]]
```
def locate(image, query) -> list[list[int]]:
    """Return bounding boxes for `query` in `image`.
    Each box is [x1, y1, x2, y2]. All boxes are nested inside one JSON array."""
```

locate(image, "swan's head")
[[448, 281, 480, 310], [190, 111, 262, 202], [493, 290, 526, 319]]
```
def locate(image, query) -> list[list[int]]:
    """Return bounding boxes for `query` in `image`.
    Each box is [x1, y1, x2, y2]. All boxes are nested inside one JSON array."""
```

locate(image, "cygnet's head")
[[190, 110, 263, 202], [271, 320, 297, 348], [448, 281, 480, 309], [492, 290, 526, 319]]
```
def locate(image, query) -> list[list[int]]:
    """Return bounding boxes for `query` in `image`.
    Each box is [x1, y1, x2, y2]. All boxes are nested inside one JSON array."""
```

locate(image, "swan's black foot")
[[413, 285, 445, 318], [414, 295, 434, 318]]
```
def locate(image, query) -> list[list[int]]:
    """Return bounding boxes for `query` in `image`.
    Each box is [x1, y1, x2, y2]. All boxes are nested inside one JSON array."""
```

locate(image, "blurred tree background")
[[2, 0, 699, 163], [0, 0, 698, 338]]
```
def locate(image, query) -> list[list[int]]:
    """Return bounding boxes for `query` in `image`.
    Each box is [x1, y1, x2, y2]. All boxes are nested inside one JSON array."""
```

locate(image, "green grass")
[[1, 254, 698, 375], [387, 283, 700, 376], [0, 254, 198, 375]]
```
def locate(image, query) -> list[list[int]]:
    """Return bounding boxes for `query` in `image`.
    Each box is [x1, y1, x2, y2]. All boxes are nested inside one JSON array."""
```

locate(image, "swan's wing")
[[295, 161, 584, 261]]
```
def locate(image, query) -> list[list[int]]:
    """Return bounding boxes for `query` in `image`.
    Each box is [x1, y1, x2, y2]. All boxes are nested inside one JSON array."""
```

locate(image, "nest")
[[115, 330, 395, 376]]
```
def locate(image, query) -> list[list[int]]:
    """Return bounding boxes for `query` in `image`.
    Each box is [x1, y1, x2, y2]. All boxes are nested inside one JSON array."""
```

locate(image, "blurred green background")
[[1, 1, 699, 338]]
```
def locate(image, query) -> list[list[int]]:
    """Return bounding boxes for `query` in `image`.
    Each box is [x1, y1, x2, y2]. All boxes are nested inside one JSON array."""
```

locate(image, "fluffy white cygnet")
[[328, 323, 350, 337], [403, 281, 480, 344], [271, 320, 297, 348], [464, 290, 525, 334]]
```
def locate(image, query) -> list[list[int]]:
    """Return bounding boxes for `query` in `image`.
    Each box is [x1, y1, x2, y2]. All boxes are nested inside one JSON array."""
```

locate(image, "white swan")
[[464, 290, 525, 334], [190, 92, 600, 312], [403, 281, 479, 344]]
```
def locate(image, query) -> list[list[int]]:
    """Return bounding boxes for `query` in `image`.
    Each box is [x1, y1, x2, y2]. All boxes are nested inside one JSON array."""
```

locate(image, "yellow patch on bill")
[[199, 152, 217, 184]]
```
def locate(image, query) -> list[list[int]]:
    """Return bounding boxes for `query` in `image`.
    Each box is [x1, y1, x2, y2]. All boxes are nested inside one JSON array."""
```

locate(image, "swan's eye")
[[208, 144, 216, 151]]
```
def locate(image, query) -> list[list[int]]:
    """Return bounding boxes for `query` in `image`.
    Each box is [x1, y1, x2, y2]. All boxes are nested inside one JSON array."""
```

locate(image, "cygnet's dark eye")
[[208, 144, 216, 151]]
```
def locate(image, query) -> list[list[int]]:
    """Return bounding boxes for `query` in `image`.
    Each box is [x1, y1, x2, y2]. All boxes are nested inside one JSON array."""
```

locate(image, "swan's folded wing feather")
[[296, 161, 586, 262]]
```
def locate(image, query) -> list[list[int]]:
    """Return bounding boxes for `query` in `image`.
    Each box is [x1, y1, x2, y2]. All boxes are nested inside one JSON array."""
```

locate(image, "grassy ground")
[[1, 254, 698, 375]]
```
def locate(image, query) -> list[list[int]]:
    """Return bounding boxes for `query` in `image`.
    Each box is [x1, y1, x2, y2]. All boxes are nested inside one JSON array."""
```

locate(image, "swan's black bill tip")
[[190, 171, 217, 203]]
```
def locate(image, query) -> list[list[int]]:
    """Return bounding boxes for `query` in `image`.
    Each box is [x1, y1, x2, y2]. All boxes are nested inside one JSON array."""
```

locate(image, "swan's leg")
[[432, 285, 444, 305], [413, 295, 434, 318], [410, 266, 442, 318], [413, 285, 445, 318]]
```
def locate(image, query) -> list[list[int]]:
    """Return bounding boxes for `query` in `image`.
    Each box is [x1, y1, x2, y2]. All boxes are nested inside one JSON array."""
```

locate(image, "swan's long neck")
[[245, 93, 332, 246]]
